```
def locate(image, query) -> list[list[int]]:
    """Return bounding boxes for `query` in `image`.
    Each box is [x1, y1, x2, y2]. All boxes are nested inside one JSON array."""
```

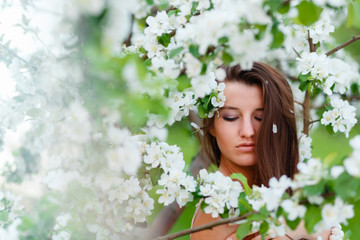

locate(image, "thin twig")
[[309, 119, 320, 125], [294, 100, 304, 107], [308, 32, 316, 53], [347, 95, 360, 101], [326, 35, 360, 56], [292, 47, 301, 58], [303, 91, 310, 135], [285, 234, 295, 240], [302, 33, 316, 136], [123, 14, 134, 47], [155, 212, 254, 240]]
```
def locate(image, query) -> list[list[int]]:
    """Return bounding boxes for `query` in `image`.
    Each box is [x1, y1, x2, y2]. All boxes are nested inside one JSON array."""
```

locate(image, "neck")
[[218, 158, 255, 187]]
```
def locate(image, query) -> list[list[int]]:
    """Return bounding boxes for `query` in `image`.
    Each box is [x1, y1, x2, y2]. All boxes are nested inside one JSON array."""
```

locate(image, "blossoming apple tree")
[[0, 0, 360, 239]]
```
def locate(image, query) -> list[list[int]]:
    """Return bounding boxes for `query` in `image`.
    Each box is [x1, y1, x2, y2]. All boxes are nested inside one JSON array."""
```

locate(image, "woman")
[[191, 63, 329, 240]]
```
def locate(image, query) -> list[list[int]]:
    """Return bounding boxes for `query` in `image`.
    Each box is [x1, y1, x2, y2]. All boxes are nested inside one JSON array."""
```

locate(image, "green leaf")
[[149, 168, 164, 186], [189, 44, 201, 58], [231, 173, 252, 195], [236, 221, 252, 240], [0, 211, 8, 222], [303, 179, 326, 196], [286, 217, 301, 230], [350, 82, 360, 95], [238, 193, 252, 214], [176, 74, 191, 91], [222, 51, 233, 65], [198, 104, 207, 119], [247, 214, 266, 221], [218, 37, 229, 45], [270, 26, 285, 49], [334, 172, 360, 201], [169, 47, 184, 58], [266, 0, 283, 12], [146, 0, 154, 4], [299, 80, 310, 92], [157, 33, 172, 47], [304, 205, 322, 234], [296, 1, 323, 26], [259, 221, 269, 234], [347, 1, 360, 28], [298, 72, 311, 82]]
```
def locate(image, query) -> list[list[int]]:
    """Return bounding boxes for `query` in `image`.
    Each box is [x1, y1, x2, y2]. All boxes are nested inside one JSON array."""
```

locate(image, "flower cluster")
[[320, 96, 357, 137], [197, 169, 243, 218], [143, 141, 197, 207], [297, 52, 359, 96], [247, 176, 292, 213]]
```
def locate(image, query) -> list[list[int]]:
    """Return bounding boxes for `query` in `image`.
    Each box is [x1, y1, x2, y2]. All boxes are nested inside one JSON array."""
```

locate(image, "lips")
[[236, 143, 255, 152]]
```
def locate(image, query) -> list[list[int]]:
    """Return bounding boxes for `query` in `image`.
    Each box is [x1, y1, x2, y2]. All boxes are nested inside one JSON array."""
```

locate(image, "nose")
[[239, 116, 255, 138]]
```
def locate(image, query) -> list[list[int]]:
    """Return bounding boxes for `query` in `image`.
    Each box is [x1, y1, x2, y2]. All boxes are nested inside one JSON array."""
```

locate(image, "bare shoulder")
[[190, 204, 238, 240]]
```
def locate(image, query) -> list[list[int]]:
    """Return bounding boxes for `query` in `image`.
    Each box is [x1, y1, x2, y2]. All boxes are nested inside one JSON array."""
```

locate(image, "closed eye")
[[254, 116, 262, 121], [223, 117, 238, 121]]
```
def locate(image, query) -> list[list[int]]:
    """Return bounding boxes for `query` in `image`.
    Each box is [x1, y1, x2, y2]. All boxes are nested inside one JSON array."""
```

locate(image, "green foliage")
[[236, 220, 252, 240], [334, 173, 360, 201], [296, 1, 323, 26], [259, 220, 269, 235], [231, 173, 252, 195], [169, 47, 184, 58], [347, 0, 360, 28], [286, 217, 301, 230], [150, 168, 165, 186], [189, 44, 201, 58], [304, 205, 322, 234], [158, 33, 172, 47], [303, 179, 326, 196], [270, 25, 285, 49], [238, 192, 252, 215]]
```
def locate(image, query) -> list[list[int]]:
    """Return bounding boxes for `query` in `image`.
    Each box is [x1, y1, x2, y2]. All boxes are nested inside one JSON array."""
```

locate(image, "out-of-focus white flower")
[[321, 198, 354, 229], [52, 231, 71, 240], [0, 218, 22, 240], [64, 0, 105, 20], [191, 72, 217, 98], [308, 10, 335, 44], [299, 133, 312, 162], [229, 30, 271, 70], [344, 135, 360, 177], [54, 213, 71, 231], [281, 199, 306, 221], [330, 166, 344, 178], [294, 158, 325, 188], [215, 68, 226, 81], [184, 53, 202, 78]]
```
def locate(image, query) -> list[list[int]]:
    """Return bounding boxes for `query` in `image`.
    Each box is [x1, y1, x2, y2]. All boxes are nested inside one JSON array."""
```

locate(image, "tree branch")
[[302, 33, 316, 136], [309, 119, 320, 125], [326, 35, 360, 57], [347, 95, 360, 101], [123, 14, 135, 47], [155, 212, 254, 240]]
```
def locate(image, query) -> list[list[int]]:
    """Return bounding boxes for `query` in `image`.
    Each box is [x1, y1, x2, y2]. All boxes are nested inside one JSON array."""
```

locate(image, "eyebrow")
[[220, 106, 264, 111]]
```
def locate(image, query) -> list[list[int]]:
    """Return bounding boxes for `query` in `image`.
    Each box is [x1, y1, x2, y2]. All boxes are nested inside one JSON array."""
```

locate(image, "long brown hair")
[[201, 62, 299, 187]]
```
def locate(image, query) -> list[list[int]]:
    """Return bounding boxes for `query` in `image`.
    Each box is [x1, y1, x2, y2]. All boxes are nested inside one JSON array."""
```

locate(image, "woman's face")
[[211, 81, 264, 169]]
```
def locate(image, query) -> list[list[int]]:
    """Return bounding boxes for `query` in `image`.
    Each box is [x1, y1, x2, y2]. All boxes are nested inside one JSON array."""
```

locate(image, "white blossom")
[[198, 170, 243, 218], [344, 135, 360, 177], [299, 133, 312, 162]]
